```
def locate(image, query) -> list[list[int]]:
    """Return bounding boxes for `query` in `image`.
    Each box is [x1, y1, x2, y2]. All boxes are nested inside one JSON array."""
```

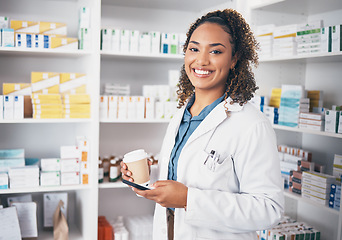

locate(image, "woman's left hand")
[[133, 180, 188, 209]]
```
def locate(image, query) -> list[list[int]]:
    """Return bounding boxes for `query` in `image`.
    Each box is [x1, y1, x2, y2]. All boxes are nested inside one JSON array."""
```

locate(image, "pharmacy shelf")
[[250, 0, 342, 15], [0, 47, 91, 57], [0, 119, 92, 123], [101, 0, 229, 11], [38, 225, 83, 240], [100, 119, 170, 123], [272, 125, 342, 139], [101, 51, 183, 60], [284, 190, 339, 216], [98, 181, 128, 189], [0, 184, 90, 195], [259, 52, 342, 63]]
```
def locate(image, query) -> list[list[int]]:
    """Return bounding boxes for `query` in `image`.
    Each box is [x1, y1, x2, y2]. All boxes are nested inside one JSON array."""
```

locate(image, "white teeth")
[[194, 69, 210, 75]]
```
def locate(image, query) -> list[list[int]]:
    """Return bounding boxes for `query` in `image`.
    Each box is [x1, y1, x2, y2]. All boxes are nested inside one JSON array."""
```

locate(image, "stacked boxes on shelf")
[[0, 137, 89, 188], [78, 7, 91, 50], [333, 154, 342, 181], [1, 71, 90, 120], [254, 20, 341, 58], [101, 27, 186, 55], [299, 112, 325, 131], [278, 85, 307, 127], [258, 216, 320, 240]]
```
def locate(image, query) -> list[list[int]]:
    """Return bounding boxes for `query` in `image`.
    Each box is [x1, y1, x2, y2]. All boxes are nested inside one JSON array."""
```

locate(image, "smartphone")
[[122, 179, 151, 190]]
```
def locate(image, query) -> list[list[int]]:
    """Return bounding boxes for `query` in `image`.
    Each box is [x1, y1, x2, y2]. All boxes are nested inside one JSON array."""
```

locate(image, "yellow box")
[[50, 37, 78, 50], [271, 88, 282, 97], [10, 20, 39, 33], [63, 94, 91, 104], [64, 104, 91, 113], [60, 73, 87, 94], [3, 83, 31, 95], [32, 98, 62, 105], [31, 93, 61, 100], [31, 72, 60, 93], [33, 113, 64, 119], [33, 109, 63, 115], [39, 22, 67, 35], [34, 104, 63, 110]]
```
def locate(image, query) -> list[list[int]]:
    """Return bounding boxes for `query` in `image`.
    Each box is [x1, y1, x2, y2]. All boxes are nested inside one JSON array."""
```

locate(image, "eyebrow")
[[189, 40, 226, 48]]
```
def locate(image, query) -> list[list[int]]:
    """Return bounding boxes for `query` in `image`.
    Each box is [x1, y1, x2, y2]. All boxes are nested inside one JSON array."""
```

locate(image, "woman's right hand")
[[120, 161, 133, 182]]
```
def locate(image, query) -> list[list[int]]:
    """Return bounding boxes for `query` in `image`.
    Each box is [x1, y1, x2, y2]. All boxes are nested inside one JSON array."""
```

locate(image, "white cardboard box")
[[40, 158, 61, 171], [40, 171, 60, 186], [3, 95, 14, 120], [61, 172, 80, 185], [13, 95, 24, 119]]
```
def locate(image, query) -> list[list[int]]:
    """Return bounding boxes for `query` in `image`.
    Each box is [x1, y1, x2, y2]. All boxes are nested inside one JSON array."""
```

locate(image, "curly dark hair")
[[177, 9, 259, 109]]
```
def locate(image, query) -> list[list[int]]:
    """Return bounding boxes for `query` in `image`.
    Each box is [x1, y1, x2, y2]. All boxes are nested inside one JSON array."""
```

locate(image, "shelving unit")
[[0, 0, 100, 239], [244, 0, 342, 239]]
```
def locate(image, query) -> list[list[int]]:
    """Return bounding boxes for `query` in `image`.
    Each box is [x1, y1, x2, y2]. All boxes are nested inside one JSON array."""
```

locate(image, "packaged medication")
[[120, 29, 130, 53], [161, 33, 170, 54], [40, 171, 60, 186], [13, 95, 24, 119], [61, 159, 80, 172], [117, 96, 128, 119], [50, 37, 78, 49], [325, 110, 340, 133], [61, 172, 80, 185], [0, 16, 9, 28], [15, 33, 27, 48], [101, 28, 111, 51], [31, 72, 60, 94], [170, 33, 179, 54], [0, 173, 8, 189], [79, 7, 91, 29], [150, 31, 161, 54], [39, 22, 67, 35], [332, 24, 342, 52], [10, 20, 39, 33], [139, 32, 151, 54], [100, 95, 109, 120], [145, 97, 155, 119], [108, 95, 118, 119], [321, 26, 332, 53], [178, 33, 187, 53], [110, 29, 120, 52], [78, 28, 91, 50], [3, 95, 14, 120], [40, 158, 61, 171], [60, 145, 80, 159], [1, 28, 14, 47], [59, 73, 87, 94], [130, 30, 139, 53]]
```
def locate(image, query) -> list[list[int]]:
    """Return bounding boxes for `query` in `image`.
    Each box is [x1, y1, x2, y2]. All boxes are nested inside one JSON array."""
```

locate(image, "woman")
[[121, 9, 284, 240]]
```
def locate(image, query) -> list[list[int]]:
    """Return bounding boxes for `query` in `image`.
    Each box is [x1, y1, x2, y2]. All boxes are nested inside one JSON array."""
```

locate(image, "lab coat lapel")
[[184, 98, 244, 147]]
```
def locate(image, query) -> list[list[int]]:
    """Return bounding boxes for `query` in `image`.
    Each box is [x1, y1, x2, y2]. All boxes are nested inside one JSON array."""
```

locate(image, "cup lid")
[[123, 149, 148, 163]]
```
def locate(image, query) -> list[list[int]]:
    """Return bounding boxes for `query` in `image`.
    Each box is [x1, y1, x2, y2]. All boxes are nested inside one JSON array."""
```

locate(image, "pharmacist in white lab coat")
[[121, 9, 284, 240]]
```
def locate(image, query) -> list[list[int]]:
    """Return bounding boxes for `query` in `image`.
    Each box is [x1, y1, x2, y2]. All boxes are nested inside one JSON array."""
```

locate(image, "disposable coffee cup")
[[123, 149, 150, 187]]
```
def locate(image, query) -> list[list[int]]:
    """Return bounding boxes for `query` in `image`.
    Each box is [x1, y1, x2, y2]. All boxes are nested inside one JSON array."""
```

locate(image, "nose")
[[196, 51, 209, 66]]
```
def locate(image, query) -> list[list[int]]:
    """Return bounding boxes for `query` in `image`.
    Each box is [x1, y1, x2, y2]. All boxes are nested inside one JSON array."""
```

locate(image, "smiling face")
[[184, 22, 236, 97]]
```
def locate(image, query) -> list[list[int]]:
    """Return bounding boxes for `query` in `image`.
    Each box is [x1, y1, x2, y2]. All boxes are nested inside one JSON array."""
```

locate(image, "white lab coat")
[[152, 98, 284, 240]]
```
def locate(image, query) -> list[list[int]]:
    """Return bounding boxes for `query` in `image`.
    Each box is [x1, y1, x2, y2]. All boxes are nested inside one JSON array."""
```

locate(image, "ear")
[[230, 53, 238, 69]]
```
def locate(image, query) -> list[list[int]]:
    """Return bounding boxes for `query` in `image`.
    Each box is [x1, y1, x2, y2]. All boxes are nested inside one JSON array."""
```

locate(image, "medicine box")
[[161, 33, 170, 54], [10, 20, 39, 33], [0, 16, 9, 28], [325, 110, 339, 133], [61, 172, 80, 185], [100, 95, 109, 120], [62, 94, 90, 104], [145, 97, 155, 119], [108, 95, 118, 119], [139, 32, 151, 54], [61, 159, 80, 172], [3, 83, 31, 95], [60, 145, 80, 159], [170, 33, 179, 54], [31, 72, 60, 93], [110, 29, 120, 53], [79, 7, 90, 29], [78, 28, 91, 50], [0, 173, 8, 189], [1, 28, 14, 47], [3, 95, 14, 120], [101, 28, 111, 51], [120, 29, 130, 53], [130, 30, 139, 53], [40, 158, 61, 171], [50, 37, 78, 49], [150, 31, 161, 54], [40, 171, 60, 186], [13, 95, 24, 119], [332, 24, 341, 52], [117, 96, 128, 119], [59, 73, 87, 94], [321, 26, 332, 53], [338, 112, 342, 133]]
